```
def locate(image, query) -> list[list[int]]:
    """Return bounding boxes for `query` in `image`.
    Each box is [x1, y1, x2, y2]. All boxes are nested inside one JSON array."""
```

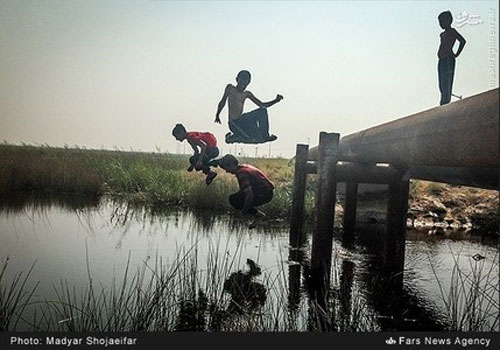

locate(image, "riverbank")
[[0, 144, 497, 234]]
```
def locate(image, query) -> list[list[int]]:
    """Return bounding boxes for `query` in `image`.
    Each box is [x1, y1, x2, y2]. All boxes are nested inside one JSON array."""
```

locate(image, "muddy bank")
[[336, 181, 499, 236]]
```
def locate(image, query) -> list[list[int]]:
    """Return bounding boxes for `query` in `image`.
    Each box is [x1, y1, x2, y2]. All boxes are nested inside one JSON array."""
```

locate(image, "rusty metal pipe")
[[308, 89, 499, 169]]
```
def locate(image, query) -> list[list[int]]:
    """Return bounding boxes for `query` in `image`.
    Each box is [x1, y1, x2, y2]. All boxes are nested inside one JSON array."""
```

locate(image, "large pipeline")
[[306, 88, 499, 189]]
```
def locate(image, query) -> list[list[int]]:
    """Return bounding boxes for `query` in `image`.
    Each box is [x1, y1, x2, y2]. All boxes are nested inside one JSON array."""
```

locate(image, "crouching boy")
[[218, 154, 274, 228], [172, 123, 219, 185]]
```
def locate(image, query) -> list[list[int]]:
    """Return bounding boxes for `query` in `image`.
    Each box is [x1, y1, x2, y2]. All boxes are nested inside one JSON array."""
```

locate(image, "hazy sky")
[[1, 0, 498, 157]]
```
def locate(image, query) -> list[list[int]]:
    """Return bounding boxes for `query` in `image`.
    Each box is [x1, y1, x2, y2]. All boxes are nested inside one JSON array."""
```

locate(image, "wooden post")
[[385, 168, 410, 286], [310, 132, 339, 295], [290, 144, 309, 248], [343, 181, 358, 241], [339, 259, 355, 327], [288, 248, 304, 311]]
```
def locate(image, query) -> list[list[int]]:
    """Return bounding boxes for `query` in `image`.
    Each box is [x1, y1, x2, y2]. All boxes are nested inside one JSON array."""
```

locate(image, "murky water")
[[0, 197, 498, 331]]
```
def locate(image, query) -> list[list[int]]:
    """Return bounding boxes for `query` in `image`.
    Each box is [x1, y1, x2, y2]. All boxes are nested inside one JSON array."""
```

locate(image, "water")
[[0, 197, 498, 331]]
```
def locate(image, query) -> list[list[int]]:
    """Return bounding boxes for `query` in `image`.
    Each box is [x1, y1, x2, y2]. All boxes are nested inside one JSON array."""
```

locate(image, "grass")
[[3, 237, 498, 332], [0, 258, 39, 331], [428, 249, 499, 332], [2, 144, 498, 231], [0, 239, 378, 332], [0, 144, 315, 219]]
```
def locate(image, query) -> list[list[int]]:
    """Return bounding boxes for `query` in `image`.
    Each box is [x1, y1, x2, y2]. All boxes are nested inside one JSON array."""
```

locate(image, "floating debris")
[[472, 253, 486, 261]]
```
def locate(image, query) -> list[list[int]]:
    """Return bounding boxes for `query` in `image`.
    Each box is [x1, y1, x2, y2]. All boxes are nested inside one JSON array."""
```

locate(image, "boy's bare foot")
[[205, 171, 217, 185], [249, 210, 266, 229]]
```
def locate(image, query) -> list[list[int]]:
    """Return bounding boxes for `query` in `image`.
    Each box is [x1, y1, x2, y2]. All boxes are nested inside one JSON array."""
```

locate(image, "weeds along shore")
[[0, 144, 497, 232], [0, 144, 316, 220], [1, 242, 498, 332]]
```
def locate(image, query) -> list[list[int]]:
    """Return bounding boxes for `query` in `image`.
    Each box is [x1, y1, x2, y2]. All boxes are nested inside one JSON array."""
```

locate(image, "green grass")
[[0, 144, 313, 219]]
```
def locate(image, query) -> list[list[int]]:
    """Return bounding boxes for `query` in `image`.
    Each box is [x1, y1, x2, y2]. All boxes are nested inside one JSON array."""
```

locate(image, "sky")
[[0, 0, 498, 158]]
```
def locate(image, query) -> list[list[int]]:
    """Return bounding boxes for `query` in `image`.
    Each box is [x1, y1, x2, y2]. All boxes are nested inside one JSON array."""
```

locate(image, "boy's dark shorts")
[[229, 187, 273, 213], [229, 108, 268, 139], [189, 146, 219, 166]]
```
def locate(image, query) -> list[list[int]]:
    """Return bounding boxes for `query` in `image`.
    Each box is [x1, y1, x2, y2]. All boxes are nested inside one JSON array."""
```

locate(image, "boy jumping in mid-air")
[[437, 11, 466, 105], [172, 124, 218, 185], [215, 70, 283, 143], [218, 154, 274, 229]]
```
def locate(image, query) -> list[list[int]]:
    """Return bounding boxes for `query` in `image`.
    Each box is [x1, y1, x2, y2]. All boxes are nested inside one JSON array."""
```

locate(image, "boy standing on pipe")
[[437, 11, 466, 105], [218, 154, 274, 228]]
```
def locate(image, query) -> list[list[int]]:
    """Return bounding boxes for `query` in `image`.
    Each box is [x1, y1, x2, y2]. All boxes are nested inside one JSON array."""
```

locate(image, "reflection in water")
[[0, 193, 99, 214], [175, 290, 209, 332], [174, 260, 267, 332], [223, 259, 267, 313], [339, 259, 355, 329], [0, 195, 497, 331]]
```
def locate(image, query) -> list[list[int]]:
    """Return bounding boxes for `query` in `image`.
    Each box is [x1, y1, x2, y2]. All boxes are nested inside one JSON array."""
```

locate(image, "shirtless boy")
[[215, 70, 283, 143], [437, 11, 466, 105]]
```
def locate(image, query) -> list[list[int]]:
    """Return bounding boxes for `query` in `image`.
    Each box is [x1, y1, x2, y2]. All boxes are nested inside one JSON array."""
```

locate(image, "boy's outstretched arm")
[[248, 92, 283, 108], [454, 29, 466, 57], [215, 85, 230, 124]]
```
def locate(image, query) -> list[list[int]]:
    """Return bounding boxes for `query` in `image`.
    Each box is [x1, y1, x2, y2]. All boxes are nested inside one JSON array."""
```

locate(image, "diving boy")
[[172, 124, 218, 185], [218, 154, 274, 229], [437, 11, 466, 105], [215, 70, 283, 142]]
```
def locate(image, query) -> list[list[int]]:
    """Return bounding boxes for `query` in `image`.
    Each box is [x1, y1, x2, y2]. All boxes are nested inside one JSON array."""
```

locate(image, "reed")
[[1, 239, 378, 332], [0, 144, 302, 218], [429, 250, 499, 331], [0, 257, 39, 331]]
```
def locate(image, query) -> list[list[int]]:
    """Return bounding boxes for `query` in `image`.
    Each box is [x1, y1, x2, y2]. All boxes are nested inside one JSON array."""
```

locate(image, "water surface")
[[0, 197, 497, 331]]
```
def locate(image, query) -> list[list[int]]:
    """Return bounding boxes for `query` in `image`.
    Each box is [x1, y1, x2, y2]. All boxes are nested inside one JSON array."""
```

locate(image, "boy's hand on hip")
[[214, 116, 221, 124]]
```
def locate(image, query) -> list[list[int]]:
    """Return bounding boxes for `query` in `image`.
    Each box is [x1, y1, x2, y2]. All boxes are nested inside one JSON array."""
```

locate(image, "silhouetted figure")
[[215, 70, 283, 144], [218, 154, 274, 229], [172, 124, 219, 185], [437, 11, 466, 105]]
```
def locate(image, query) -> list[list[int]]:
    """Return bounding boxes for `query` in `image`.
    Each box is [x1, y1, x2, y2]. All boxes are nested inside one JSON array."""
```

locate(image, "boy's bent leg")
[[205, 147, 220, 167], [253, 188, 274, 207], [229, 119, 253, 139], [254, 108, 270, 139], [189, 154, 199, 164], [188, 154, 199, 171], [237, 111, 262, 140], [205, 170, 217, 185], [229, 191, 245, 210], [229, 191, 257, 215]]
